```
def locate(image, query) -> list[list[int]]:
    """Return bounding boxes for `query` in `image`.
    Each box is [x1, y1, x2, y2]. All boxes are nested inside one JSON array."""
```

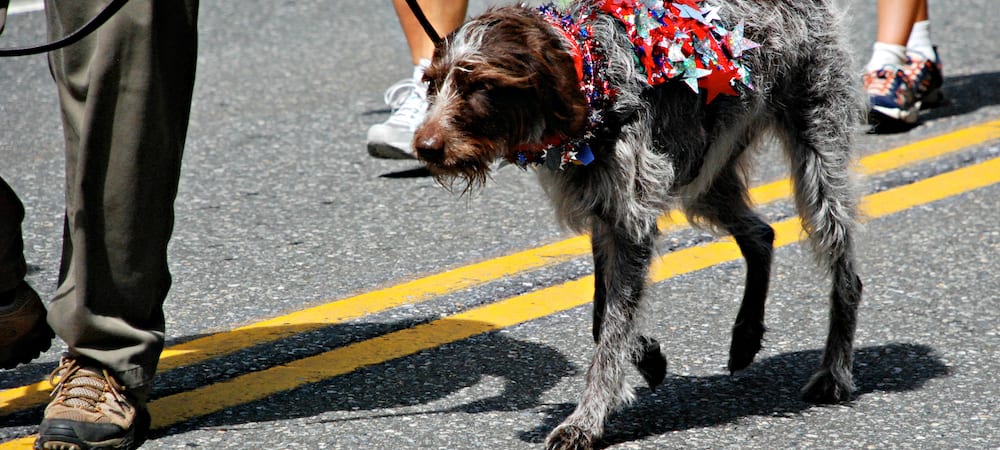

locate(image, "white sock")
[[866, 42, 907, 71], [906, 20, 936, 59], [413, 58, 431, 82]]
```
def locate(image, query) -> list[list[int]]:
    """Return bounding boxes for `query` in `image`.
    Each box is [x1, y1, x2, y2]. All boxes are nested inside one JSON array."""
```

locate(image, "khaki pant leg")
[[44, 0, 199, 400]]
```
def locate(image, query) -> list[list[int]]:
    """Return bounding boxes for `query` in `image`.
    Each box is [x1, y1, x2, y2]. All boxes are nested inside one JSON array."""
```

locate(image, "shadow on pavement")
[[140, 318, 577, 438], [521, 342, 948, 448], [2, 319, 949, 448]]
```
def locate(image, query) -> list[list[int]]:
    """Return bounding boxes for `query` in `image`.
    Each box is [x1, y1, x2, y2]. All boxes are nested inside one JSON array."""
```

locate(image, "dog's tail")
[[779, 5, 866, 272]]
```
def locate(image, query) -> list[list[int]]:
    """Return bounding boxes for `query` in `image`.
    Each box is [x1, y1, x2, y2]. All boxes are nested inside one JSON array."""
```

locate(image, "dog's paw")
[[635, 336, 667, 389], [727, 320, 766, 374], [545, 424, 594, 450], [801, 368, 855, 403]]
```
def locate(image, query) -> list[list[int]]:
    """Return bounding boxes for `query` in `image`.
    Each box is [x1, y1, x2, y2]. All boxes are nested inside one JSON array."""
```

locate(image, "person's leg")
[[45, 0, 198, 399], [392, 0, 468, 65], [0, 178, 26, 296], [914, 0, 928, 22], [864, 0, 921, 125], [367, 1, 468, 159], [0, 178, 53, 369], [903, 0, 943, 107], [37, 0, 198, 447], [906, 0, 933, 56], [875, 0, 920, 46], [868, 0, 921, 70]]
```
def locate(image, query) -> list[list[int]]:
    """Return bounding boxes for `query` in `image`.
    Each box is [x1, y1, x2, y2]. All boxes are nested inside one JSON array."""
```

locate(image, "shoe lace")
[[382, 79, 428, 130], [48, 357, 128, 412], [383, 78, 424, 109], [865, 67, 913, 96]]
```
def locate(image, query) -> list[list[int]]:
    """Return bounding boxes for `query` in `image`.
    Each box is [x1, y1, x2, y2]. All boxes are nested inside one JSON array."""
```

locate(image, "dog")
[[413, 0, 864, 448]]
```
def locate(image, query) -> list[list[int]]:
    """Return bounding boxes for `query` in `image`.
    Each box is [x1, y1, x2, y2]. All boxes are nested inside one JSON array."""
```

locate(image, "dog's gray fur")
[[414, 1, 864, 448]]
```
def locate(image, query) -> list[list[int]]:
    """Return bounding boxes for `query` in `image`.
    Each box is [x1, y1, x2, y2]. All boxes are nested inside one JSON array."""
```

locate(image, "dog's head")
[[413, 6, 588, 190]]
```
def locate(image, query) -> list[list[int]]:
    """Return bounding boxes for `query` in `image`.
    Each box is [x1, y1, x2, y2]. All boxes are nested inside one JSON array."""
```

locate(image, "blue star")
[[675, 3, 710, 25]]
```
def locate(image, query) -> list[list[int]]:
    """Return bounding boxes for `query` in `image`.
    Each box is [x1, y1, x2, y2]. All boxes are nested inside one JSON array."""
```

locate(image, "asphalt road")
[[1, 0, 998, 448]]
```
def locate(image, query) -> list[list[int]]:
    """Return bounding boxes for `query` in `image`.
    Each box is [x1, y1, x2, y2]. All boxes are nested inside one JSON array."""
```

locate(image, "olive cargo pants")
[[0, 0, 198, 400]]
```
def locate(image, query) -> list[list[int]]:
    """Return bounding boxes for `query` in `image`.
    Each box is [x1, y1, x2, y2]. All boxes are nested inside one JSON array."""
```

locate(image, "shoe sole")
[[871, 104, 919, 125], [917, 88, 945, 110], [36, 409, 150, 450], [0, 310, 54, 369], [367, 142, 416, 160]]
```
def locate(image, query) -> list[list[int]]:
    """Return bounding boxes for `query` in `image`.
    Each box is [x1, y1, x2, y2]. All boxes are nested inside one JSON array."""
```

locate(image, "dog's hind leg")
[[590, 223, 667, 389], [778, 53, 864, 403], [547, 220, 657, 450], [686, 163, 775, 373]]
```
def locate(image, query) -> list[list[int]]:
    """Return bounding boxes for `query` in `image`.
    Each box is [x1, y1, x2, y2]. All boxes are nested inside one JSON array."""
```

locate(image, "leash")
[[0, 0, 130, 57], [2, 0, 432, 57], [405, 0, 442, 45]]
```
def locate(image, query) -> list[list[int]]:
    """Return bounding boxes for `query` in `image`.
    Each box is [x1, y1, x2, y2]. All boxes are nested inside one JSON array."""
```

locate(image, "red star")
[[698, 66, 738, 103]]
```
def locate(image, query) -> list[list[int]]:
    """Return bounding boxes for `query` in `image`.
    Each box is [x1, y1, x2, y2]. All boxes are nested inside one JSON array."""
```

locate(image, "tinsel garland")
[[509, 0, 760, 170]]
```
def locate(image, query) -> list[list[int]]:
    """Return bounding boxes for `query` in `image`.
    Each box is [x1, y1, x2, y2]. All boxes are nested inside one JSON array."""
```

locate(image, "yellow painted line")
[[858, 120, 1000, 175], [152, 156, 1000, 428], [1, 120, 999, 418], [3, 156, 996, 447]]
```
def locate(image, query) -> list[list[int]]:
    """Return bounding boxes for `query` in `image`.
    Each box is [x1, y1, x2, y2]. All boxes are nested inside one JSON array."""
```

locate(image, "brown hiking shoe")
[[0, 281, 54, 369], [35, 356, 150, 450]]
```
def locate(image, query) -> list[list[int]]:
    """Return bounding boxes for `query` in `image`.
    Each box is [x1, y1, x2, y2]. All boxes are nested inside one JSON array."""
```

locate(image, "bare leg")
[[392, 0, 468, 64], [876, 0, 921, 45]]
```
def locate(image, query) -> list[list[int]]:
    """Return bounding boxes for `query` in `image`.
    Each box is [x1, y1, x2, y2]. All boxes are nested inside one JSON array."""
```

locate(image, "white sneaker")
[[367, 79, 428, 159]]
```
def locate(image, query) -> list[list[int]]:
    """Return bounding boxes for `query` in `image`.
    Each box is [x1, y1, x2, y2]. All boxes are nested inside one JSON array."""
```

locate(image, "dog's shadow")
[[521, 342, 949, 447], [133, 318, 580, 438], [0, 324, 948, 446]]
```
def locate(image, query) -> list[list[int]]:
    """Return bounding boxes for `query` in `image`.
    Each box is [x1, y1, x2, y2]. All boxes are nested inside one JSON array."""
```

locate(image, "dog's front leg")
[[590, 222, 667, 388], [547, 220, 657, 450]]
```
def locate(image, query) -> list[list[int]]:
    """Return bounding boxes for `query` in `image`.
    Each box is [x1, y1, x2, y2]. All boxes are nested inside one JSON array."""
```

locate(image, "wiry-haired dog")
[[413, 0, 864, 448]]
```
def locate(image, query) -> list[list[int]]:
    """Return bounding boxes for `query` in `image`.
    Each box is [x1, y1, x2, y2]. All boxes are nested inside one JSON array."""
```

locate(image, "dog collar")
[[507, 4, 612, 170]]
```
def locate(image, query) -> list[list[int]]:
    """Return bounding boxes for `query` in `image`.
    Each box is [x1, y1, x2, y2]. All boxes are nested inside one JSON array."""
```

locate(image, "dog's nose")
[[414, 124, 445, 162]]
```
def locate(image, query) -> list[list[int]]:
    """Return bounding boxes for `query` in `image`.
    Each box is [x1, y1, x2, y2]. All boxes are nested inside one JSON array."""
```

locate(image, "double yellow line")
[[2, 120, 999, 447]]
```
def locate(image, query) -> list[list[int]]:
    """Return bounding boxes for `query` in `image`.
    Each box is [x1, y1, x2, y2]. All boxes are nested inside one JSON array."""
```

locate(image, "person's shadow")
[[1, 318, 578, 439]]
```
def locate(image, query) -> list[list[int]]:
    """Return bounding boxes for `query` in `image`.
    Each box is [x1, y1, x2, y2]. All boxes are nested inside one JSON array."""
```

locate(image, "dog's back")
[[639, 0, 863, 199]]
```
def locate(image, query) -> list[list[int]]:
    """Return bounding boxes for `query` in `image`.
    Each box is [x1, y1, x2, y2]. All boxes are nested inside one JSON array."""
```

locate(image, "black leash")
[[405, 0, 442, 45], [0, 0, 130, 57], [2, 0, 434, 57]]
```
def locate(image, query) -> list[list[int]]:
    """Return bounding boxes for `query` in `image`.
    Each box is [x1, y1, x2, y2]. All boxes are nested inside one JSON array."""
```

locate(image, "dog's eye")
[[467, 81, 492, 94], [425, 81, 439, 98]]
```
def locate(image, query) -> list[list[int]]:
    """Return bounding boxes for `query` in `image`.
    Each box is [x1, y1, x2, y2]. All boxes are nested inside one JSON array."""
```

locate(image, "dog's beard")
[[422, 135, 507, 194]]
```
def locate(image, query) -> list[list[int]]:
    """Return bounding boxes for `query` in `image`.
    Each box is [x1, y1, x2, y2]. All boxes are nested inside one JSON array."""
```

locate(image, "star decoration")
[[698, 67, 738, 102], [723, 20, 760, 58], [667, 40, 686, 62], [701, 5, 721, 23], [675, 3, 710, 25], [692, 35, 718, 66], [516, 0, 762, 171], [678, 55, 712, 93]]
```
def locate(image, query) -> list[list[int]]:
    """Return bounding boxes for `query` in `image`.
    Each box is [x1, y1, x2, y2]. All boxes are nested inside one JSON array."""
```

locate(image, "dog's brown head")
[[413, 6, 588, 190]]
